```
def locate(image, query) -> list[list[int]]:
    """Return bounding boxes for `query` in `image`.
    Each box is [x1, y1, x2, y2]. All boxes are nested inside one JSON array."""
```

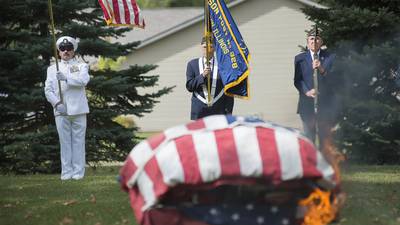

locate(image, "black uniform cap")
[[59, 38, 74, 48]]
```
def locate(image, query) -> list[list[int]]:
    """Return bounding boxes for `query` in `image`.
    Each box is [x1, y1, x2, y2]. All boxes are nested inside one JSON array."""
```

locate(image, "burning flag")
[[98, 0, 145, 28], [119, 115, 342, 225]]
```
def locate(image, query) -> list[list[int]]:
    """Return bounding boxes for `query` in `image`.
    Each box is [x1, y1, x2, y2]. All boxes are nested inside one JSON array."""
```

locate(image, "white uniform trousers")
[[55, 114, 87, 180]]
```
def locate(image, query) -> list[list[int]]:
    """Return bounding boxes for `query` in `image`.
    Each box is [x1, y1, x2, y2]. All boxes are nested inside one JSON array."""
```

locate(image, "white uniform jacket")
[[45, 59, 90, 116]]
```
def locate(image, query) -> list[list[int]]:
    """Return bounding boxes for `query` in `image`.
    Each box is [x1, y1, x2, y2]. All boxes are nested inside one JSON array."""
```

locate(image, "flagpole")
[[313, 24, 319, 148], [48, 0, 63, 102], [204, 0, 212, 107]]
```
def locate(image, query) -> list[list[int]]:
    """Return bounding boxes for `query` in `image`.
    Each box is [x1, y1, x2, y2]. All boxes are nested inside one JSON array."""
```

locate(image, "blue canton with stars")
[[179, 203, 296, 225]]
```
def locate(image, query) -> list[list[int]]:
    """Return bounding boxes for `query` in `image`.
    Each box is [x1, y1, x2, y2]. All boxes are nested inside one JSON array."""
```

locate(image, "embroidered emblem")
[[70, 65, 80, 73]]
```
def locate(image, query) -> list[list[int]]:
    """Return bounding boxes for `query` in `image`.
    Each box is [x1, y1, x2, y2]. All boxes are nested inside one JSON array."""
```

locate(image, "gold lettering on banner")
[[230, 52, 238, 69], [208, 0, 219, 14], [209, 0, 239, 69]]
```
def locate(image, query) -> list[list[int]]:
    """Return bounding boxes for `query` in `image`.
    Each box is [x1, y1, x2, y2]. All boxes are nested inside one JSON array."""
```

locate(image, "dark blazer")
[[294, 49, 335, 120], [186, 58, 234, 120]]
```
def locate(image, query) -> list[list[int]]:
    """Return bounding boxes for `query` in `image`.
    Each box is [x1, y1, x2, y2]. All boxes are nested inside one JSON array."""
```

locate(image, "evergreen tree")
[[0, 0, 173, 174], [302, 0, 400, 163]]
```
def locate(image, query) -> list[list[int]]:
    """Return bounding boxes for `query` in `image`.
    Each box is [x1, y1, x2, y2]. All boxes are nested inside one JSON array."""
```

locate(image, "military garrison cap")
[[307, 27, 321, 37], [201, 36, 214, 44]]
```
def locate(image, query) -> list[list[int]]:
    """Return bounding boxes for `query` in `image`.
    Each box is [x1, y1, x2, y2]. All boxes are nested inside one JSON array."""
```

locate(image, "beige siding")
[[124, 0, 311, 131]]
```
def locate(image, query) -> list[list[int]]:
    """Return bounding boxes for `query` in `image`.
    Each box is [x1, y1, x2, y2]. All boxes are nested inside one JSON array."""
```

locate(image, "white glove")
[[56, 71, 67, 81], [56, 103, 67, 115]]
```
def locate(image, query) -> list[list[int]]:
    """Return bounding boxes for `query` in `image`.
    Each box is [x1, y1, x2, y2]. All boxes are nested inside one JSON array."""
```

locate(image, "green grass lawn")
[[338, 165, 400, 225], [0, 167, 135, 225], [0, 165, 399, 225]]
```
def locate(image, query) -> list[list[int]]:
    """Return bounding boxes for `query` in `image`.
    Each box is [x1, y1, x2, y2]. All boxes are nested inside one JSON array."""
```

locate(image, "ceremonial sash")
[[194, 57, 224, 105]]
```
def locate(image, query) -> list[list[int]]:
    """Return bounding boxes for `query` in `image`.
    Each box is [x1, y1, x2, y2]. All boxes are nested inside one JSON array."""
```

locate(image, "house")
[[120, 0, 325, 131]]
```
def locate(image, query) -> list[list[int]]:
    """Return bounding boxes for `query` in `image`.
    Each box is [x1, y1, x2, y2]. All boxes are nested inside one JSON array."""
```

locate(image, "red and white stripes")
[[119, 115, 336, 223], [98, 0, 145, 28]]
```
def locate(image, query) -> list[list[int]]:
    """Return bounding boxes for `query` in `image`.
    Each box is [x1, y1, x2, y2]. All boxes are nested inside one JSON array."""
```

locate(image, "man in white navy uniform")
[[44, 36, 90, 180], [186, 37, 234, 120]]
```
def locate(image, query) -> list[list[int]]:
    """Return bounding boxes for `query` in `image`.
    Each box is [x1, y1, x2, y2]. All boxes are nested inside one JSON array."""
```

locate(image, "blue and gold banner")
[[208, 0, 250, 98]]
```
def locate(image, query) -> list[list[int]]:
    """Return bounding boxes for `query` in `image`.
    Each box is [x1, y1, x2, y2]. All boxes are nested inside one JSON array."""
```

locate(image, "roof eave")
[[295, 0, 328, 9], [136, 0, 327, 49], [137, 0, 248, 49]]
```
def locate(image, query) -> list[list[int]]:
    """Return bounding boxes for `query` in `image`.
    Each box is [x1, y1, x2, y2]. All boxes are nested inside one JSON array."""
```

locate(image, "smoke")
[[328, 36, 400, 163], [334, 40, 399, 105]]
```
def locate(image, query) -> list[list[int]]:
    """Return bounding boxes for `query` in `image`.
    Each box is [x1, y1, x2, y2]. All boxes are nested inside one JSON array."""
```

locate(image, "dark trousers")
[[300, 113, 332, 146]]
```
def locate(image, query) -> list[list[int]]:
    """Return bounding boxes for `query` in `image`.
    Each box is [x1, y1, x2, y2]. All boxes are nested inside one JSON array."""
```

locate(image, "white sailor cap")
[[56, 36, 79, 51]]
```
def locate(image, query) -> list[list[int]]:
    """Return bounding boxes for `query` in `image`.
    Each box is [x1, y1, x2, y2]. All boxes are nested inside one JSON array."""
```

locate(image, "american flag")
[[119, 115, 337, 225], [98, 0, 145, 28]]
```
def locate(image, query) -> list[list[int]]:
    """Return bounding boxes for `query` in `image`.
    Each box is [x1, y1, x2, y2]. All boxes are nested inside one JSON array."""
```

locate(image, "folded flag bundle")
[[119, 115, 339, 225]]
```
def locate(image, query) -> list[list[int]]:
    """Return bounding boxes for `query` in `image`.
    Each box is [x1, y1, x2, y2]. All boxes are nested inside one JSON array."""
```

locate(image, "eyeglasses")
[[59, 44, 74, 52]]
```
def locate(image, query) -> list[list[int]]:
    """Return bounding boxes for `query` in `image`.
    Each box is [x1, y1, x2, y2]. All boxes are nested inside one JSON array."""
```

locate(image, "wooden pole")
[[204, 0, 212, 106], [48, 0, 63, 102], [313, 24, 319, 147]]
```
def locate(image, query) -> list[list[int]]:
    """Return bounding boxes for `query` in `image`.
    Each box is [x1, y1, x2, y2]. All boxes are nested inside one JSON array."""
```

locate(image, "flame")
[[299, 132, 346, 225], [299, 188, 338, 225], [321, 137, 345, 182]]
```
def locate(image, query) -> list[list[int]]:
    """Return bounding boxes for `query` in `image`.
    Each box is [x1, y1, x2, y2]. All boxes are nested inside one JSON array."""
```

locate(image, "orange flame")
[[299, 188, 338, 225], [299, 132, 346, 225], [321, 137, 345, 182]]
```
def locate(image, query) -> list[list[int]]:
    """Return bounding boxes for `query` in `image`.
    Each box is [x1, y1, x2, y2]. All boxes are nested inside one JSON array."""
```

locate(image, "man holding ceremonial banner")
[[186, 0, 250, 120], [186, 37, 234, 120]]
